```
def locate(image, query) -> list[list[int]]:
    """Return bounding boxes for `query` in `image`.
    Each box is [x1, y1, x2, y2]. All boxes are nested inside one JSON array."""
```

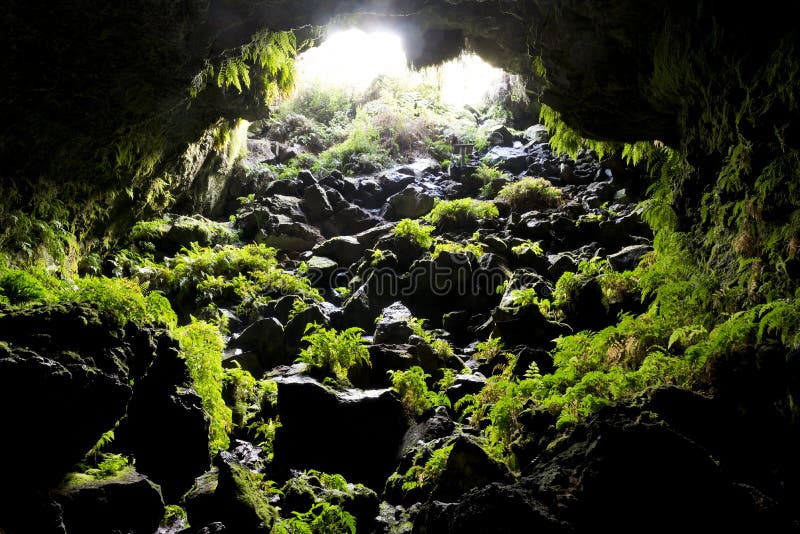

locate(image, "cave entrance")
[[255, 27, 531, 178]]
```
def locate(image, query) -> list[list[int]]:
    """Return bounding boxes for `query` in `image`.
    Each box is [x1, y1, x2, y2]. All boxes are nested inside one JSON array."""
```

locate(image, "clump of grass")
[[296, 324, 370, 379], [393, 219, 435, 249], [496, 177, 562, 211], [426, 198, 500, 228], [174, 319, 232, 455]]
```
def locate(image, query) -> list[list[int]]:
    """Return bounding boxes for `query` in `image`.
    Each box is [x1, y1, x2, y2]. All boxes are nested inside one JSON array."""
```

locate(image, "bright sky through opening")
[[295, 29, 506, 108]]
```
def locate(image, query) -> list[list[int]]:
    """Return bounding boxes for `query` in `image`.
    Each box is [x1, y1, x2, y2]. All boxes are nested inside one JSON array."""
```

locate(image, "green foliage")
[[496, 177, 562, 211], [511, 240, 544, 256], [389, 366, 451, 417], [273, 502, 356, 534], [426, 198, 500, 227], [509, 288, 552, 316], [160, 505, 189, 529], [432, 240, 484, 259], [0, 269, 47, 304], [539, 104, 618, 159], [296, 325, 370, 379], [142, 243, 321, 319], [393, 219, 435, 249], [400, 444, 453, 492], [174, 319, 232, 454], [473, 163, 505, 183]]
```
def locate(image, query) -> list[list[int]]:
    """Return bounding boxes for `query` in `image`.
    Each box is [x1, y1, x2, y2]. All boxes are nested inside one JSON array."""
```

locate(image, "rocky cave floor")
[[2, 129, 799, 533]]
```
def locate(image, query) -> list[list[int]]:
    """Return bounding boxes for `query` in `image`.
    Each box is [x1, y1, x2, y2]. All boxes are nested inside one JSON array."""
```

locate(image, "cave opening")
[[1, 2, 800, 533]]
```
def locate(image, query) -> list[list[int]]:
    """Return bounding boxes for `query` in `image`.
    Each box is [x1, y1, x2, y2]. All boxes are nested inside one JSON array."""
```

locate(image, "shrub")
[[432, 241, 484, 259], [389, 366, 450, 417], [496, 177, 562, 211], [174, 319, 232, 454], [0, 269, 47, 304], [426, 198, 500, 227], [393, 219, 435, 249], [296, 324, 370, 379], [473, 163, 505, 183]]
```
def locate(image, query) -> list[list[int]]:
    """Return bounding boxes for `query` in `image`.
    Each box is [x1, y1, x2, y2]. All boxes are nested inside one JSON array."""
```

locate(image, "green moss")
[[174, 320, 232, 455], [393, 219, 435, 249], [296, 325, 370, 379], [496, 177, 562, 212], [426, 198, 500, 228]]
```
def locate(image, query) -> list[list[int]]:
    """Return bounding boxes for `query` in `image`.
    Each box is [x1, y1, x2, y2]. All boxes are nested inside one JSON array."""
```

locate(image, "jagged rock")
[[524, 124, 550, 144], [482, 145, 530, 174], [431, 435, 513, 502], [582, 180, 616, 208], [491, 304, 567, 349], [378, 169, 417, 197], [349, 344, 415, 389], [0, 305, 136, 492], [445, 373, 486, 405], [306, 256, 338, 287], [284, 303, 329, 354], [312, 235, 366, 267], [399, 407, 457, 457], [297, 169, 317, 188], [55, 470, 164, 534], [413, 482, 569, 534], [115, 335, 210, 501], [229, 317, 288, 374], [184, 451, 276, 532], [488, 126, 515, 147], [272, 375, 408, 488], [374, 301, 415, 344], [264, 178, 301, 197], [303, 184, 334, 222], [280, 470, 380, 531], [319, 205, 382, 237], [607, 244, 652, 271], [386, 185, 436, 220], [255, 220, 323, 252], [546, 253, 577, 281]]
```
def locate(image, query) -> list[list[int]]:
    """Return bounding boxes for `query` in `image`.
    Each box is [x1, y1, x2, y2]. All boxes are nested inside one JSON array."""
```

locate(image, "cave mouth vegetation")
[[1, 2, 800, 533]]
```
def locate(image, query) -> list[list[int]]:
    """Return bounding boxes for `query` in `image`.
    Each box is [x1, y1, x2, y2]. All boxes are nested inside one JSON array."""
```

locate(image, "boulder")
[[312, 235, 366, 267], [607, 244, 652, 271], [319, 205, 382, 237], [302, 184, 334, 222], [0, 305, 136, 492], [115, 335, 210, 501], [255, 220, 323, 252], [445, 373, 486, 405], [55, 470, 164, 534], [524, 124, 550, 144], [184, 451, 276, 532], [431, 436, 513, 502], [374, 301, 415, 345], [386, 185, 436, 220], [306, 256, 339, 287], [272, 375, 408, 488], [230, 317, 289, 373], [414, 482, 568, 534], [482, 146, 530, 174]]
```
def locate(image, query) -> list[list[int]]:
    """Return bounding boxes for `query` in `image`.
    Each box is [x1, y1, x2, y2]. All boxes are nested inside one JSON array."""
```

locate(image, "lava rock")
[[386, 185, 436, 220], [55, 470, 164, 534], [272, 375, 408, 488], [374, 301, 415, 344], [606, 244, 652, 271], [230, 317, 289, 373], [313, 235, 366, 267]]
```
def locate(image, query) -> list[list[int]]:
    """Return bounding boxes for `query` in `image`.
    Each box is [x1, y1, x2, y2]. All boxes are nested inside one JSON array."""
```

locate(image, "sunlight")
[[437, 55, 506, 109], [296, 29, 407, 91], [295, 28, 506, 108]]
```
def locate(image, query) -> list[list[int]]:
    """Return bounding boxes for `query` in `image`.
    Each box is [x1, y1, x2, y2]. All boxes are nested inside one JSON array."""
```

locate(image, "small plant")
[[0, 269, 47, 304], [288, 298, 310, 321], [473, 163, 505, 183], [175, 319, 232, 454], [496, 177, 562, 211], [426, 198, 500, 227], [296, 324, 370, 379], [509, 287, 553, 316], [389, 366, 450, 417], [401, 444, 454, 492], [393, 219, 435, 249], [511, 240, 544, 256], [432, 241, 484, 259], [273, 502, 357, 534], [370, 248, 387, 266]]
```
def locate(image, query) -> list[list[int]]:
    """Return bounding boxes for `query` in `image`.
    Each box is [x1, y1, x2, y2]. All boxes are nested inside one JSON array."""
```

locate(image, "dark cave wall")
[[1, 0, 798, 259]]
